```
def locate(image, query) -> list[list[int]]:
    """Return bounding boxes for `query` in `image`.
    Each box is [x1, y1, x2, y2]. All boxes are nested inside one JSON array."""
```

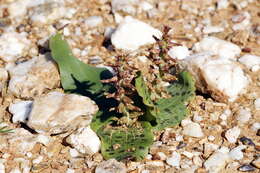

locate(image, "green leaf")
[[135, 72, 154, 107], [49, 33, 112, 95], [0, 122, 13, 134], [98, 122, 153, 161]]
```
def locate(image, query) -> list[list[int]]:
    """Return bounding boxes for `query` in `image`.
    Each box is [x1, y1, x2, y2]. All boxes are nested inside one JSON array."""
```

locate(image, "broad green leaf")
[[49, 33, 112, 95], [98, 122, 153, 161]]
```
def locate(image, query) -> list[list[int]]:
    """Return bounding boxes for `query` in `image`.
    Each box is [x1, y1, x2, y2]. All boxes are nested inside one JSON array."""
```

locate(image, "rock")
[[182, 122, 204, 138], [184, 53, 249, 102], [254, 98, 260, 110], [0, 68, 8, 92], [238, 164, 256, 172], [202, 26, 224, 34], [225, 126, 241, 143], [8, 54, 60, 98], [167, 46, 190, 60], [217, 0, 229, 9], [28, 1, 76, 25], [193, 37, 241, 60], [85, 16, 103, 28], [251, 122, 260, 131], [111, 16, 162, 51], [239, 55, 260, 72], [111, 0, 138, 15], [252, 157, 260, 169], [2, 128, 51, 154], [95, 159, 127, 173], [66, 127, 101, 155], [0, 160, 5, 173], [26, 92, 98, 134], [229, 145, 246, 160], [236, 108, 251, 124], [204, 151, 230, 173], [9, 101, 33, 123], [0, 30, 31, 62], [239, 137, 255, 146], [232, 12, 251, 31], [166, 151, 181, 167]]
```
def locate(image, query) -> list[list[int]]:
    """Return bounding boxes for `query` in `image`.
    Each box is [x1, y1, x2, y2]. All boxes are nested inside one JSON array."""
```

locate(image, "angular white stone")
[[27, 92, 98, 134], [184, 53, 249, 102], [85, 16, 103, 28], [239, 55, 260, 72], [166, 152, 181, 167], [229, 145, 246, 160], [204, 151, 230, 173], [111, 0, 138, 15], [236, 108, 251, 124], [217, 0, 229, 9], [225, 126, 241, 143], [9, 101, 33, 123], [168, 46, 190, 60], [232, 12, 251, 31], [0, 30, 31, 62], [194, 37, 241, 59], [8, 54, 60, 98], [111, 16, 162, 51], [203, 26, 224, 34], [251, 122, 260, 131], [66, 127, 101, 155], [95, 159, 127, 173], [255, 98, 260, 110], [182, 122, 204, 138]]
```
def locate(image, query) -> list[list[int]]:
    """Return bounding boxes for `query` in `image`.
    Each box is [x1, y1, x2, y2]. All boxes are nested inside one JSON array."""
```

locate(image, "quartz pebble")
[[0, 68, 8, 92], [66, 127, 101, 155], [225, 126, 241, 143], [204, 151, 230, 173], [85, 16, 103, 28], [167, 46, 190, 60], [111, 0, 138, 15], [166, 151, 181, 167], [229, 145, 246, 160], [182, 122, 204, 138], [9, 101, 33, 123], [254, 98, 260, 110], [26, 92, 98, 134], [0, 30, 31, 62], [95, 159, 127, 173], [239, 55, 260, 72], [236, 108, 251, 124], [193, 37, 241, 60], [8, 54, 60, 98], [238, 164, 256, 172], [111, 16, 162, 51], [184, 53, 249, 102]]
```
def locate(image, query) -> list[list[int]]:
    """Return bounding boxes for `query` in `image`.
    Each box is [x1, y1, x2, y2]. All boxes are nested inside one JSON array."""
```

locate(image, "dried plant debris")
[[49, 29, 195, 161]]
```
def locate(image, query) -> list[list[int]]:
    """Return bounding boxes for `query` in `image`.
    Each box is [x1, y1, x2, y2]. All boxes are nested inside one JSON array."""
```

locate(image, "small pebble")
[[252, 157, 260, 169], [229, 145, 246, 160], [255, 98, 260, 110], [238, 164, 256, 172], [239, 137, 255, 146], [166, 152, 181, 167], [225, 126, 240, 143], [182, 122, 204, 138], [177, 142, 187, 149]]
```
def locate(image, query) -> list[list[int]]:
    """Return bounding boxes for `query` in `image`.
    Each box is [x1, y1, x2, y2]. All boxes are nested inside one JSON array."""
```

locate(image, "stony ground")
[[0, 0, 260, 173]]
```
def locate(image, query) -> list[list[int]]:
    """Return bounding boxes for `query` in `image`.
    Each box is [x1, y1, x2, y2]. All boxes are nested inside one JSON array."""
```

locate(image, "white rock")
[[208, 135, 215, 141], [182, 151, 193, 159], [239, 55, 260, 72], [66, 127, 100, 155], [85, 16, 103, 28], [111, 0, 138, 15], [0, 68, 8, 92], [28, 0, 75, 25], [204, 151, 230, 173], [193, 37, 241, 60], [168, 46, 190, 60], [32, 156, 43, 164], [69, 148, 79, 158], [8, 54, 60, 98], [95, 159, 127, 173], [203, 26, 224, 34], [10, 168, 21, 173], [251, 122, 260, 131], [225, 126, 241, 143], [0, 159, 5, 173], [0, 30, 31, 62], [27, 92, 98, 134], [140, 1, 153, 11], [217, 0, 229, 9], [184, 53, 249, 102], [66, 168, 75, 173], [232, 12, 251, 31], [229, 145, 246, 160], [111, 16, 162, 51], [255, 98, 260, 110], [182, 122, 204, 138], [236, 108, 251, 124], [166, 152, 181, 167], [9, 101, 33, 123]]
